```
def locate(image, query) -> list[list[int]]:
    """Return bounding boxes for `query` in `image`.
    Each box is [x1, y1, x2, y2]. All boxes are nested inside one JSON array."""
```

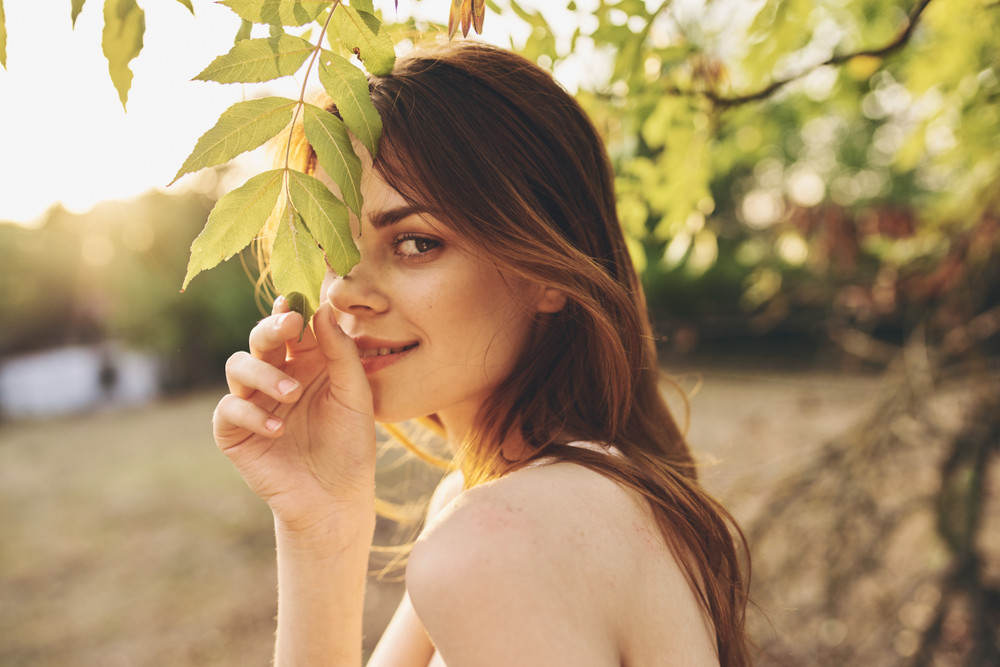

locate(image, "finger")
[[213, 393, 284, 450], [249, 310, 304, 367], [313, 301, 372, 414], [272, 294, 289, 315], [225, 351, 303, 401]]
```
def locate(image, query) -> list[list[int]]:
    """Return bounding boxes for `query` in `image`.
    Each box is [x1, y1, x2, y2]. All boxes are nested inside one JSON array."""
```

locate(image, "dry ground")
[[0, 367, 884, 666]]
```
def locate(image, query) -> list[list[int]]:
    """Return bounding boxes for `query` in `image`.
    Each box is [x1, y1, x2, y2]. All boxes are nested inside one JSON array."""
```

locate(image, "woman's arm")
[[274, 510, 375, 666], [366, 471, 465, 667], [214, 298, 378, 666]]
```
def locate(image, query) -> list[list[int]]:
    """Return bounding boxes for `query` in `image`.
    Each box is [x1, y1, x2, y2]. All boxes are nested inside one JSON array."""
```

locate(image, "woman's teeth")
[[358, 344, 416, 358]]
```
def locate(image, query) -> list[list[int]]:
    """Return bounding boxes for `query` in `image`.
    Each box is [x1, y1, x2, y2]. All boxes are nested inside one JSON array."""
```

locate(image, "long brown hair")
[[295, 41, 751, 666]]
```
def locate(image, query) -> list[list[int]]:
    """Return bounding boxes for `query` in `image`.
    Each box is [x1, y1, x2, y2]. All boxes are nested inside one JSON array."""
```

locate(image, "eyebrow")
[[368, 205, 428, 230]]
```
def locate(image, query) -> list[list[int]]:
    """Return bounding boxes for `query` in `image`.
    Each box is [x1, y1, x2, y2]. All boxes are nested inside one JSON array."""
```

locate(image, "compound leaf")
[[195, 34, 315, 84], [287, 169, 359, 276], [271, 208, 328, 316], [333, 5, 394, 76], [102, 0, 145, 109], [172, 96, 298, 183], [182, 169, 284, 290], [302, 102, 363, 217], [219, 0, 327, 27], [319, 53, 382, 156]]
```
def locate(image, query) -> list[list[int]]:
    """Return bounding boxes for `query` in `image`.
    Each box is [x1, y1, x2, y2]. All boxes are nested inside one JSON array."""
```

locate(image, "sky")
[[0, 0, 540, 227]]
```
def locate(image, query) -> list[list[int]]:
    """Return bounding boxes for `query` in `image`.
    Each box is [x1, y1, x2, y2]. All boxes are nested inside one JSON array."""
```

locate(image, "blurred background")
[[1, 0, 997, 665]]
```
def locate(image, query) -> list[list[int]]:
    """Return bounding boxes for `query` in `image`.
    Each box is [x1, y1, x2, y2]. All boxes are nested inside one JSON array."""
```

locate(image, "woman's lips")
[[352, 338, 419, 373]]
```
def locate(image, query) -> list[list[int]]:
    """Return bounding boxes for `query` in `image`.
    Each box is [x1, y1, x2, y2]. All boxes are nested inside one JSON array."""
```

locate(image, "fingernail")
[[265, 417, 282, 432], [277, 379, 298, 395]]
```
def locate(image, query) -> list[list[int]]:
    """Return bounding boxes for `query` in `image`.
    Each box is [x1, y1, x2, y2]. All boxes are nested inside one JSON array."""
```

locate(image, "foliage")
[[170, 1, 397, 321], [535, 0, 999, 351]]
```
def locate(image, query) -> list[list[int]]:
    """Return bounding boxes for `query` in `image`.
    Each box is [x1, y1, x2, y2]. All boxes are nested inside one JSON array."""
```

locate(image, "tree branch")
[[689, 0, 936, 108]]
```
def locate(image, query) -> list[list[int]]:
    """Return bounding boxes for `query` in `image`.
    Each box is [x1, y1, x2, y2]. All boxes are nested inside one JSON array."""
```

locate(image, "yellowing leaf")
[[219, 0, 327, 27], [0, 0, 7, 69], [172, 96, 298, 183], [71, 0, 87, 28], [173, 0, 194, 14], [448, 0, 463, 39], [472, 0, 485, 34], [195, 34, 315, 84], [182, 169, 284, 290], [319, 54, 382, 156], [302, 103, 363, 217], [334, 5, 395, 76], [102, 0, 145, 109], [287, 169, 359, 276], [271, 208, 328, 316]]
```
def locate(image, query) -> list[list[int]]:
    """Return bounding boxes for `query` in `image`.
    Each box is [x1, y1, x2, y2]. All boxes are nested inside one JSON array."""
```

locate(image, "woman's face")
[[318, 161, 540, 439]]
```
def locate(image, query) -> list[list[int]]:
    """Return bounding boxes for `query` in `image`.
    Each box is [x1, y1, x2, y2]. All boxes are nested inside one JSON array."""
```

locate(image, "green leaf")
[[182, 169, 284, 291], [235, 18, 253, 43], [302, 103, 363, 217], [287, 169, 359, 276], [271, 208, 328, 316], [71, 0, 86, 28], [102, 0, 145, 110], [172, 96, 298, 184], [0, 0, 6, 69], [284, 291, 311, 322], [194, 34, 315, 84], [352, 0, 375, 14], [219, 0, 327, 27], [319, 53, 382, 156], [173, 0, 194, 14], [333, 5, 395, 76]]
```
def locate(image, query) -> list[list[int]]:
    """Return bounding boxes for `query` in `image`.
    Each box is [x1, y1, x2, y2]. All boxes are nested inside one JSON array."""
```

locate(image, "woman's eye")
[[394, 235, 441, 258]]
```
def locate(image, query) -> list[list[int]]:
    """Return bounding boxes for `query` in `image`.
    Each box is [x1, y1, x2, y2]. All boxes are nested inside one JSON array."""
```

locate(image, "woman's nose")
[[325, 260, 390, 315]]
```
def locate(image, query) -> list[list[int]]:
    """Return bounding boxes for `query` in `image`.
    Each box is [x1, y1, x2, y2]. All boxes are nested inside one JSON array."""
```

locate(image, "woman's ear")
[[535, 287, 567, 314]]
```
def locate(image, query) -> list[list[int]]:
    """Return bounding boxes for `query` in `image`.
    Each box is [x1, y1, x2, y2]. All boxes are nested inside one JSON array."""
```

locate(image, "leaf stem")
[[283, 1, 342, 189]]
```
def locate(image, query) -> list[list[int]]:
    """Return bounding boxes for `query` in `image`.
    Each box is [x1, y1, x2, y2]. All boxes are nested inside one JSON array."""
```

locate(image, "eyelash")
[[392, 233, 441, 260]]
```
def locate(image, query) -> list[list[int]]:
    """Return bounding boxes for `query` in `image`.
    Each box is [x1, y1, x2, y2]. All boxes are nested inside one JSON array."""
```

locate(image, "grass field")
[[0, 370, 884, 666]]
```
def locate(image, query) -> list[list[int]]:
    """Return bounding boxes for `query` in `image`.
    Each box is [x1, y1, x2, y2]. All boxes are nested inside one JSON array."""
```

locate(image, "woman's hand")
[[212, 295, 376, 533]]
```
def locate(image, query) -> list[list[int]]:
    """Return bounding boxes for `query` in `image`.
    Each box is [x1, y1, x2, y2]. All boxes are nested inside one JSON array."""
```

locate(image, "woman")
[[213, 41, 750, 666]]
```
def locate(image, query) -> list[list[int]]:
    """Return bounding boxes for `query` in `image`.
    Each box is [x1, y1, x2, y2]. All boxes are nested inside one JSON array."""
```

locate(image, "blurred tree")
[[0, 187, 262, 389], [501, 0, 997, 356]]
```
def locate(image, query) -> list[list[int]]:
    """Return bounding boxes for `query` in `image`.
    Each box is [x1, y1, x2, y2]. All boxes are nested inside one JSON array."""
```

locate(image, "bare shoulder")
[[412, 461, 649, 584], [406, 460, 720, 666], [405, 462, 657, 666]]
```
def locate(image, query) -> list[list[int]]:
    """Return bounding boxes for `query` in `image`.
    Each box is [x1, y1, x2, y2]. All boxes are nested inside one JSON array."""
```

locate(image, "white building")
[[0, 344, 161, 418]]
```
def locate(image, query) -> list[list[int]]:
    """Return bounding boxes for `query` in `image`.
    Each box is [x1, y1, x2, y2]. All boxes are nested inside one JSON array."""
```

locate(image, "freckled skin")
[[318, 160, 539, 439]]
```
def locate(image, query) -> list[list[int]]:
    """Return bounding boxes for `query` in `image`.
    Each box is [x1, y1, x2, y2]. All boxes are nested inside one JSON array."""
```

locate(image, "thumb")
[[311, 301, 373, 415]]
